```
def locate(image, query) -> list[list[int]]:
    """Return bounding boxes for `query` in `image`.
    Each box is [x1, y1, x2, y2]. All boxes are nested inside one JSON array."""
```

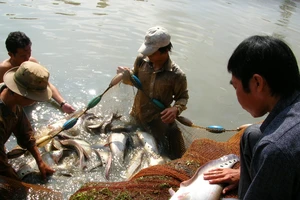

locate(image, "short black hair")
[[227, 35, 300, 97], [5, 31, 32, 55], [158, 42, 173, 54]]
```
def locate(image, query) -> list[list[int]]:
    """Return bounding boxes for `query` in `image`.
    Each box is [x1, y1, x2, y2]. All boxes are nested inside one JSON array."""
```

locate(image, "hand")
[[117, 66, 130, 74], [203, 168, 240, 194], [37, 161, 55, 180], [117, 66, 132, 85], [61, 102, 76, 114], [161, 107, 178, 124]]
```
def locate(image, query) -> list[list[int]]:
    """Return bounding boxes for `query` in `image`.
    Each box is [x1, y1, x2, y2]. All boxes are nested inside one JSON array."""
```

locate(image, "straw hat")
[[3, 61, 52, 101]]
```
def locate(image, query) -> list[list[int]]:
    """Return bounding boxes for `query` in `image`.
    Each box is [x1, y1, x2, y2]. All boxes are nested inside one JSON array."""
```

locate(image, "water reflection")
[[55, 0, 81, 6], [273, 0, 297, 39], [97, 0, 109, 8], [277, 0, 296, 26]]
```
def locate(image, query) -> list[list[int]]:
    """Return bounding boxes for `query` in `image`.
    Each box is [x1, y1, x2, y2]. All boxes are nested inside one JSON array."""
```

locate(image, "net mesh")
[[70, 124, 243, 200]]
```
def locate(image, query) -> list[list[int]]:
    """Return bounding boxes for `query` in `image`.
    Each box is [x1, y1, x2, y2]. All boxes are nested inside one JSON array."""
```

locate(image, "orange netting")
[[0, 175, 62, 200], [70, 128, 243, 200]]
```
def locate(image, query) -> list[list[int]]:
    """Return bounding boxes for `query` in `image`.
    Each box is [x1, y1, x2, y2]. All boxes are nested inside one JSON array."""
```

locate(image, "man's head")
[[228, 35, 300, 117], [5, 31, 32, 65], [228, 35, 300, 98], [3, 61, 52, 102], [138, 26, 172, 56]]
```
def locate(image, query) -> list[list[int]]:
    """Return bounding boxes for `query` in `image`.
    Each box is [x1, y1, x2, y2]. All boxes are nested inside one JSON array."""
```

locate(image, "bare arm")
[[32, 58, 75, 114], [48, 83, 75, 114], [203, 167, 240, 194], [0, 60, 13, 83]]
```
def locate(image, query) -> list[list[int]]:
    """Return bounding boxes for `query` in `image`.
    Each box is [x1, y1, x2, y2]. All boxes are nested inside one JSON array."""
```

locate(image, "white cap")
[[138, 26, 171, 56]]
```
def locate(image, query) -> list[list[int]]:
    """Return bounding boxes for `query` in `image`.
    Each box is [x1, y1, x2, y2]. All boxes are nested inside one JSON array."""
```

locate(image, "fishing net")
[[3, 82, 243, 199], [0, 175, 62, 200], [69, 83, 243, 199], [92, 83, 239, 149], [70, 128, 242, 200]]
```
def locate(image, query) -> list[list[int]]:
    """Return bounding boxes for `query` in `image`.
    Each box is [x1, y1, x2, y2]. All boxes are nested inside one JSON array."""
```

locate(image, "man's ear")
[[8, 52, 13, 58], [253, 74, 265, 91]]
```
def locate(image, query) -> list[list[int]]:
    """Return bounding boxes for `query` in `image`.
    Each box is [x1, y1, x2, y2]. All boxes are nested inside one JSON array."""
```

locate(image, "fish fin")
[[168, 188, 176, 196], [104, 152, 112, 180]]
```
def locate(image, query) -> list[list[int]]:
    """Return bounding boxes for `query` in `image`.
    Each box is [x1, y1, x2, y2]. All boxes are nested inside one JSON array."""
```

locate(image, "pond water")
[[1, 0, 300, 199]]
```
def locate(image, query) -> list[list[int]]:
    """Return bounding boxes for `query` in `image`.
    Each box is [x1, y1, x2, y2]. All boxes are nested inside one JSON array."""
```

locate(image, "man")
[[0, 31, 75, 114], [117, 26, 189, 159], [226, 35, 300, 199], [0, 61, 55, 180]]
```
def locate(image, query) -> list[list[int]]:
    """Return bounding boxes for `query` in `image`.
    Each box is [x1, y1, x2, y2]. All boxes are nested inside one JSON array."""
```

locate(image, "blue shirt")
[[244, 91, 300, 199]]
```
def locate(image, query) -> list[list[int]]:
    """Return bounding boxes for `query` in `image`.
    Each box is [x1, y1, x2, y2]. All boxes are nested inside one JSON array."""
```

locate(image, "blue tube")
[[63, 117, 78, 130], [206, 125, 225, 133], [131, 74, 142, 90], [152, 98, 166, 110]]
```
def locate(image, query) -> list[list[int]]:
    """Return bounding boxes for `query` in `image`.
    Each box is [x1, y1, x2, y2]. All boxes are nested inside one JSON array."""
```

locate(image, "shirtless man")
[[0, 31, 75, 114]]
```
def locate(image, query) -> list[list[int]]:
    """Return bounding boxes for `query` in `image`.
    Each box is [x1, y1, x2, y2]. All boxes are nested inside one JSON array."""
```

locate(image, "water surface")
[[1, 0, 300, 198]]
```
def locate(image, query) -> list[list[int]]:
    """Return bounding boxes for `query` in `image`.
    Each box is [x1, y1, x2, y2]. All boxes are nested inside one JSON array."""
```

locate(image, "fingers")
[[205, 176, 226, 184], [222, 183, 239, 194], [62, 103, 76, 114], [205, 168, 223, 174], [117, 66, 130, 74], [161, 107, 177, 123]]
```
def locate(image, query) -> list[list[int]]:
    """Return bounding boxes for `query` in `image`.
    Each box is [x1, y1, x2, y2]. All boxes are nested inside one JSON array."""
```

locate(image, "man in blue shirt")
[[228, 35, 300, 199]]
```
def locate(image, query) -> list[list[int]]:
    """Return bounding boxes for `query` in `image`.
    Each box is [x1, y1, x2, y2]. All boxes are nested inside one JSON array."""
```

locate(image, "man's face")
[[230, 75, 268, 118], [18, 95, 36, 107], [9, 45, 32, 66], [147, 50, 165, 62]]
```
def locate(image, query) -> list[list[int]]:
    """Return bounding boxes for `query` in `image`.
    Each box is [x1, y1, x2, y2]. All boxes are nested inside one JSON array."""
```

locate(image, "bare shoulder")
[[0, 59, 12, 82], [29, 57, 39, 63], [0, 59, 11, 68]]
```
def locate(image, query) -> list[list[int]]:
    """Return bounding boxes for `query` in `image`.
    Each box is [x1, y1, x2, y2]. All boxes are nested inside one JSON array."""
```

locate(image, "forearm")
[[48, 83, 75, 113], [27, 145, 43, 166], [49, 82, 65, 104], [173, 95, 188, 115]]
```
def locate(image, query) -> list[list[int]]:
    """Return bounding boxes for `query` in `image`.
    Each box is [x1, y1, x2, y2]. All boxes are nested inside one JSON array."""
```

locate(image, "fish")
[[59, 139, 91, 170], [108, 133, 128, 164], [124, 131, 169, 180], [125, 149, 145, 179], [103, 132, 129, 180], [80, 113, 103, 133], [16, 150, 63, 181], [93, 149, 110, 166], [87, 113, 122, 134], [169, 154, 239, 200], [136, 131, 169, 164], [17, 162, 39, 180], [6, 146, 27, 159], [136, 131, 160, 155], [7, 111, 93, 159]]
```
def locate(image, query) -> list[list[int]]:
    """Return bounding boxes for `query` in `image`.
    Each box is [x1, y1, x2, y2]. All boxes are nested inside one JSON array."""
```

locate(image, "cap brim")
[[3, 67, 52, 102], [138, 43, 159, 56]]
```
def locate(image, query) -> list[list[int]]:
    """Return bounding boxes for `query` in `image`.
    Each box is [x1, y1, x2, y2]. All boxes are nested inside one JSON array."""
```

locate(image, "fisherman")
[[117, 26, 189, 159], [223, 35, 300, 199], [0, 61, 55, 180], [0, 31, 75, 114]]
